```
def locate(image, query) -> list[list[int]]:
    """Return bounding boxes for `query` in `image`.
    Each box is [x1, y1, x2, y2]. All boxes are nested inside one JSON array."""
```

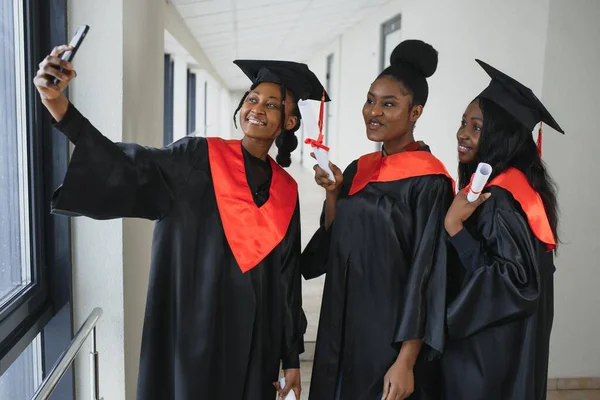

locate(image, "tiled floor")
[[292, 361, 600, 400]]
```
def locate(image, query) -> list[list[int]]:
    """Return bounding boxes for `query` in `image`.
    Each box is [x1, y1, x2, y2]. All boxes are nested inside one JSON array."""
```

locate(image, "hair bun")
[[389, 39, 438, 78]]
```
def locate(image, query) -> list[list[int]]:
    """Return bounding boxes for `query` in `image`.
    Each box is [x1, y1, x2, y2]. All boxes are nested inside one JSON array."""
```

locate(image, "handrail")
[[31, 307, 103, 400]]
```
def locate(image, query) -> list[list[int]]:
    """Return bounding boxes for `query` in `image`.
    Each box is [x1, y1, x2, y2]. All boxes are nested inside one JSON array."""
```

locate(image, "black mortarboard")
[[475, 59, 564, 134], [233, 59, 330, 102]]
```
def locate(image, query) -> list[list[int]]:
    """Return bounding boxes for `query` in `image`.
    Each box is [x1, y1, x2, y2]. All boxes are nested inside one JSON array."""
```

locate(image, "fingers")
[[33, 73, 60, 92], [40, 54, 73, 72], [329, 162, 342, 176], [310, 152, 316, 160], [386, 383, 398, 400], [382, 379, 390, 399], [50, 45, 72, 58], [41, 64, 73, 83], [471, 192, 491, 208], [313, 165, 334, 186]]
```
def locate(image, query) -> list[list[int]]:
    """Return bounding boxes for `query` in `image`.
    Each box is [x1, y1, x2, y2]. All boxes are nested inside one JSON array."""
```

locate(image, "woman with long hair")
[[442, 59, 563, 400]]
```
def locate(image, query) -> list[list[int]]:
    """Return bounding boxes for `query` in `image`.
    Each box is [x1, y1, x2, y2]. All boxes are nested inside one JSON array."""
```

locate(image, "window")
[[377, 14, 402, 151], [0, 0, 74, 398], [1, 0, 32, 309], [164, 54, 175, 146], [325, 53, 334, 147], [203, 80, 208, 136], [0, 334, 42, 399], [380, 14, 402, 72], [187, 69, 197, 135]]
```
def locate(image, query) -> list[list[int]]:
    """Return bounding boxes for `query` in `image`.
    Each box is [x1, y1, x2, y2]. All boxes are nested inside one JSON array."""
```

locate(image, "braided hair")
[[233, 85, 301, 168]]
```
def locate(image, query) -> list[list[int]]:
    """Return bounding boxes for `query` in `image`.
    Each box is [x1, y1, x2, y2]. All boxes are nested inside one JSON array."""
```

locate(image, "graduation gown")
[[302, 146, 455, 400], [442, 169, 556, 400], [50, 103, 307, 400]]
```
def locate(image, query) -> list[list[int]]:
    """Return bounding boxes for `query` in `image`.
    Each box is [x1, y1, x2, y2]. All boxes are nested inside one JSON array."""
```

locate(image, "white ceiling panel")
[[170, 0, 393, 90]]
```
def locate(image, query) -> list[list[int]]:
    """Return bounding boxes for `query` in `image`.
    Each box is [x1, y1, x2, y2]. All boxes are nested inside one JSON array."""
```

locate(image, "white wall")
[[67, 0, 127, 398], [541, 0, 600, 378], [230, 89, 247, 140], [307, 0, 550, 176], [67, 1, 225, 399]]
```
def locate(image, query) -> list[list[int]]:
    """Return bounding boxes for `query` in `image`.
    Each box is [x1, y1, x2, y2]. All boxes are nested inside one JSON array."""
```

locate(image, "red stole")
[[464, 167, 556, 251], [206, 138, 298, 272], [349, 150, 455, 196]]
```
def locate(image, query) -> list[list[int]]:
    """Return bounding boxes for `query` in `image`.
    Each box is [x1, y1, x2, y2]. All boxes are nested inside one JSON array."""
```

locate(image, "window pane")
[[0, 0, 32, 306], [0, 334, 43, 400]]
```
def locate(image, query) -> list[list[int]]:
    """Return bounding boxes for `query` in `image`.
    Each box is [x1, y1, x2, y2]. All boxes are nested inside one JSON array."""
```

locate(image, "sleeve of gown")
[[300, 160, 358, 280], [50, 102, 202, 220], [446, 201, 541, 339], [392, 175, 454, 360], [280, 202, 307, 369]]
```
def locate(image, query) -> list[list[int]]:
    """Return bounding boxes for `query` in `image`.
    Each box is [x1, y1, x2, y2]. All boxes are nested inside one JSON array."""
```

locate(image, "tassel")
[[537, 122, 543, 157], [316, 90, 325, 143]]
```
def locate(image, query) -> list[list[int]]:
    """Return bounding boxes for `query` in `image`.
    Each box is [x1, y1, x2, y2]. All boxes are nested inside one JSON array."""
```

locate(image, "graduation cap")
[[475, 59, 564, 156], [233, 59, 330, 102]]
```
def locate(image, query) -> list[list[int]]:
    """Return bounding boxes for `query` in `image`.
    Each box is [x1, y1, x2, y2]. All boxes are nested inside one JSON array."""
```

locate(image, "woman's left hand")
[[445, 191, 491, 236], [382, 359, 414, 400], [273, 368, 301, 399]]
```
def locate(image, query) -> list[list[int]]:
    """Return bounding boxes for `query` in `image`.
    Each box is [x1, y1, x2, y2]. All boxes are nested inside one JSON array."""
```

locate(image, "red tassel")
[[316, 90, 325, 143], [537, 122, 543, 157]]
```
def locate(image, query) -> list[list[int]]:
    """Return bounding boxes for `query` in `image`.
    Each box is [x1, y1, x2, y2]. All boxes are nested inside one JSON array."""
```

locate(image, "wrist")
[[394, 356, 414, 370], [42, 95, 69, 121], [444, 217, 463, 237], [326, 188, 340, 200]]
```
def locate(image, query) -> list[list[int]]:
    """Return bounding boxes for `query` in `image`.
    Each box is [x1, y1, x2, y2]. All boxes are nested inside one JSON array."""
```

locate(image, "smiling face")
[[239, 82, 298, 141], [457, 100, 483, 164], [362, 75, 422, 145]]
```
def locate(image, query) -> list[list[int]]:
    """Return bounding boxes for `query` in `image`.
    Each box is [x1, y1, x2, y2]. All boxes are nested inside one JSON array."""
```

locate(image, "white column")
[[68, 0, 165, 399]]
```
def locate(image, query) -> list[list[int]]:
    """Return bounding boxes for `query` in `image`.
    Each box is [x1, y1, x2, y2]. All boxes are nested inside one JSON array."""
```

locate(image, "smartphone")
[[53, 24, 90, 85]]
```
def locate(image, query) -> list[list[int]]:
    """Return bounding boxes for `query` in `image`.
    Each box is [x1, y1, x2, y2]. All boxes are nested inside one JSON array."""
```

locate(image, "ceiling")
[[170, 0, 392, 90]]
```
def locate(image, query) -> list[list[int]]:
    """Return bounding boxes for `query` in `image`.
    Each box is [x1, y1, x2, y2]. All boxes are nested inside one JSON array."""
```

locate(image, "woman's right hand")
[[33, 45, 76, 102], [33, 45, 76, 121], [312, 152, 343, 193]]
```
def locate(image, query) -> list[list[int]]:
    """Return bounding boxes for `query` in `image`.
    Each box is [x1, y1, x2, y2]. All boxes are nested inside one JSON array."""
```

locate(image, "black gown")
[[50, 103, 307, 400], [302, 147, 455, 400], [442, 186, 555, 400]]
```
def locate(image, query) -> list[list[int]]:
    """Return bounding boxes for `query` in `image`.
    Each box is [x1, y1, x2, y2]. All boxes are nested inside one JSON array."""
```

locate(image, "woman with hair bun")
[[302, 40, 455, 400], [34, 50, 328, 400]]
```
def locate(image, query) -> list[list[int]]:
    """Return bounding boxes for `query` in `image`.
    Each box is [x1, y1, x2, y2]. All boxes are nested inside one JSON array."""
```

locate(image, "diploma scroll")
[[298, 100, 335, 183], [467, 162, 493, 202]]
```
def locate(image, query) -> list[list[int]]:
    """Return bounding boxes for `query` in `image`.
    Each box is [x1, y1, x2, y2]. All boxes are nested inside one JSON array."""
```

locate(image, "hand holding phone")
[[52, 24, 89, 85]]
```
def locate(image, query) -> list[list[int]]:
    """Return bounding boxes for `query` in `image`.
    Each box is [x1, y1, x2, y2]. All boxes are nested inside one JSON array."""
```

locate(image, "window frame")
[[0, 1, 74, 397], [187, 69, 197, 136], [164, 53, 175, 146]]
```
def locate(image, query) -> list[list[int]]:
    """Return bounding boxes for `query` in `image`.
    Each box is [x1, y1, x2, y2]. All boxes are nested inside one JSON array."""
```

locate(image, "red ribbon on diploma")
[[304, 90, 330, 151]]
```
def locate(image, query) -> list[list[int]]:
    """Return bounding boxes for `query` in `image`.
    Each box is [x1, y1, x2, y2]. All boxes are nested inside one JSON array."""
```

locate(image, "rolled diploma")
[[313, 146, 335, 183], [467, 162, 493, 202], [278, 377, 297, 400]]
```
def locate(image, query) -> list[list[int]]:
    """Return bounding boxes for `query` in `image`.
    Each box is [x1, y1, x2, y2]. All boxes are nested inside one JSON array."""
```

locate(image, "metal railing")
[[30, 307, 103, 400]]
